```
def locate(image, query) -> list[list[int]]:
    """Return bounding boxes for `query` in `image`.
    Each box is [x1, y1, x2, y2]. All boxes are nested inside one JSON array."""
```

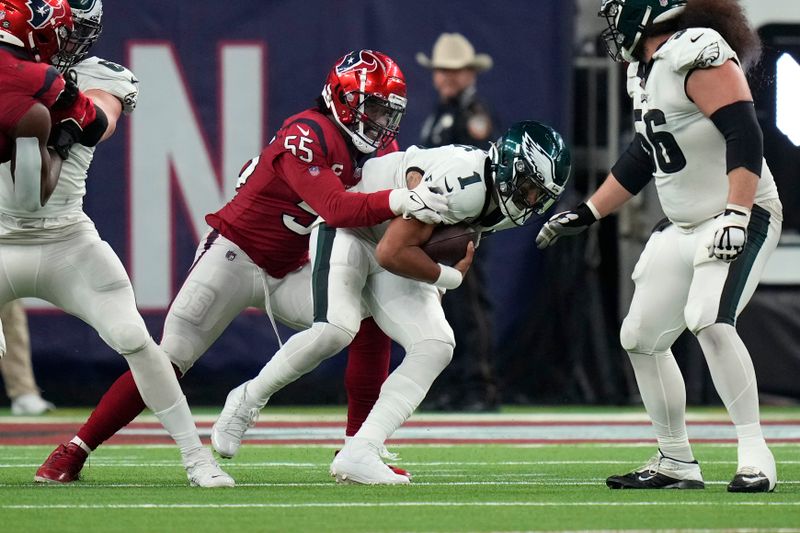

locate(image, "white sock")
[[70, 436, 92, 454], [154, 395, 203, 456], [355, 340, 452, 443], [696, 323, 761, 426], [628, 350, 694, 463], [248, 322, 351, 401], [124, 339, 202, 456]]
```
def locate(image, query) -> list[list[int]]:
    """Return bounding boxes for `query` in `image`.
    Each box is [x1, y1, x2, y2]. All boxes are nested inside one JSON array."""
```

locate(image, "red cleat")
[[34, 443, 88, 484]]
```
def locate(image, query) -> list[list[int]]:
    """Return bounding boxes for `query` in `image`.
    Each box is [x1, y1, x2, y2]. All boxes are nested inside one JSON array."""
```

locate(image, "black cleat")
[[606, 450, 705, 489], [727, 467, 774, 493]]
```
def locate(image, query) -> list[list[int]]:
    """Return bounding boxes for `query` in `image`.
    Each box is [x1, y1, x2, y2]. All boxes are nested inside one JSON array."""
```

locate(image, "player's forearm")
[[726, 167, 758, 209], [587, 173, 634, 218], [376, 244, 440, 283], [41, 149, 63, 206]]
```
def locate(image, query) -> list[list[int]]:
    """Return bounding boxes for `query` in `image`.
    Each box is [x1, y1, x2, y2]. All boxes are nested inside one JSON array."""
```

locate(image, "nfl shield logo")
[[308, 166, 320, 176], [660, 0, 668, 6]]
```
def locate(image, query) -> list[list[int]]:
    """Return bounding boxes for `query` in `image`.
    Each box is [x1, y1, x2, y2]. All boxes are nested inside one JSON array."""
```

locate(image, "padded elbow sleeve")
[[80, 104, 108, 147], [611, 134, 655, 195], [709, 101, 763, 177]]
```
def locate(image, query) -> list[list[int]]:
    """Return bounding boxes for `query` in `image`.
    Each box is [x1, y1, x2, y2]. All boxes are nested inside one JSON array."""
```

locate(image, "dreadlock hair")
[[645, 0, 762, 71]]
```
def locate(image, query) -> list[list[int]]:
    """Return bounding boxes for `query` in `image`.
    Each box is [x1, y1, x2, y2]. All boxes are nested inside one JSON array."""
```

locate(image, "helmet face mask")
[[599, 0, 687, 62], [489, 121, 571, 228], [322, 50, 407, 153], [52, 0, 103, 71], [0, 0, 74, 63]]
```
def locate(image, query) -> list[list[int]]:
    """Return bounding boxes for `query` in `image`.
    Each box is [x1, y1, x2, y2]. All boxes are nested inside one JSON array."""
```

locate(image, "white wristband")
[[585, 199, 602, 220], [433, 264, 462, 290]]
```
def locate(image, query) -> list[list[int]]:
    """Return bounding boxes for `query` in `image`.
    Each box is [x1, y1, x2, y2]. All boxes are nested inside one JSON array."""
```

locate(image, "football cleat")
[[183, 447, 235, 488], [606, 450, 705, 489], [34, 443, 88, 484], [332, 447, 412, 479], [11, 393, 55, 416], [211, 380, 265, 459], [727, 466, 775, 493], [330, 438, 411, 485]]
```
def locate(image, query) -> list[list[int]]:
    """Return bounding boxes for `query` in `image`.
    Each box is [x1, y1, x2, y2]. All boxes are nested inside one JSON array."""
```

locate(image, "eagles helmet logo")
[[25, 0, 65, 29], [521, 132, 564, 198], [335, 50, 382, 75]]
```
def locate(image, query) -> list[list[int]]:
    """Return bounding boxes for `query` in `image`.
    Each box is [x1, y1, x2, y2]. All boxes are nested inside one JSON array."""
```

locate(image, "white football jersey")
[[350, 145, 491, 243], [627, 28, 779, 228], [0, 57, 138, 235]]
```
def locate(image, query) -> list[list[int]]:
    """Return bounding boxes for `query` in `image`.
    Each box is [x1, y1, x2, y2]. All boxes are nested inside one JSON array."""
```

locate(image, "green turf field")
[[1, 441, 798, 532]]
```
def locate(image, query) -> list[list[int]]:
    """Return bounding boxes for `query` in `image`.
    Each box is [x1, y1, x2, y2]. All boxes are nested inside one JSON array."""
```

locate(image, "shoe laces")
[[379, 446, 400, 462]]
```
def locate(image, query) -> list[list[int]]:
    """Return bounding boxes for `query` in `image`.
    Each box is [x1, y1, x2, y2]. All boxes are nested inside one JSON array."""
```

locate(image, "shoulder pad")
[[653, 28, 737, 72], [73, 57, 139, 113]]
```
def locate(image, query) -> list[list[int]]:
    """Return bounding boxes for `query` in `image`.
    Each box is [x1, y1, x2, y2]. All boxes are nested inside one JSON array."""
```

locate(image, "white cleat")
[[211, 380, 264, 459], [330, 438, 411, 485], [183, 447, 235, 488], [11, 393, 55, 416]]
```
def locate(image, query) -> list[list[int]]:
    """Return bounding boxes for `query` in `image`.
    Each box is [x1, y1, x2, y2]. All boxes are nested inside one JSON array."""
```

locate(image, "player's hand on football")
[[453, 241, 475, 277], [389, 183, 448, 225], [707, 204, 749, 262], [535, 202, 598, 249]]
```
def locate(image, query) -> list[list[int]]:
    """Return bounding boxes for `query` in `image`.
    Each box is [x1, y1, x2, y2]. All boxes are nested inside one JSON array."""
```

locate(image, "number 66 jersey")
[[627, 27, 780, 228]]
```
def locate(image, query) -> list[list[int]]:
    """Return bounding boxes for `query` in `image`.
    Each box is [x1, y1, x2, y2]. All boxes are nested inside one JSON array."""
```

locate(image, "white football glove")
[[535, 202, 598, 249], [389, 183, 448, 225], [707, 204, 749, 262]]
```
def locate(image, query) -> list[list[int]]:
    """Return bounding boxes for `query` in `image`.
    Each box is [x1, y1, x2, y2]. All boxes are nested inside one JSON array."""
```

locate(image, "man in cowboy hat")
[[417, 32, 499, 412]]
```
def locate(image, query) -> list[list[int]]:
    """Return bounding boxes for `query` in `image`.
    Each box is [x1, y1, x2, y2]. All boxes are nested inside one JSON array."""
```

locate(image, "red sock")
[[77, 364, 183, 450], [344, 317, 391, 436]]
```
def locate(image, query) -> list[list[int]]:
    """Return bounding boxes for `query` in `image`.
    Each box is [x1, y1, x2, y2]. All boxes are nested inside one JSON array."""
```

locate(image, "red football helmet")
[[0, 0, 73, 63], [322, 50, 407, 153]]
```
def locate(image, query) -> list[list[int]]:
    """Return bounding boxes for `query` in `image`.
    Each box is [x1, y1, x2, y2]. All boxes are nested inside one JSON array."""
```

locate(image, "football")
[[421, 222, 480, 266]]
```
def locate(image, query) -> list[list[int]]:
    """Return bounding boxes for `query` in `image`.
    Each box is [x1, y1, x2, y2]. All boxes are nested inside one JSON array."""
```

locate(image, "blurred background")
[[6, 0, 799, 409]]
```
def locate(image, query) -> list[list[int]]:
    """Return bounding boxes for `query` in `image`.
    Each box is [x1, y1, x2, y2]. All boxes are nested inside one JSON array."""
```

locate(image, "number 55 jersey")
[[627, 27, 780, 228]]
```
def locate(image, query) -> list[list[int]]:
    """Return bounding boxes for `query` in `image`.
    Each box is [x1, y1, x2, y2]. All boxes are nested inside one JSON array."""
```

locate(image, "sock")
[[628, 350, 695, 463], [355, 339, 452, 443], [345, 318, 391, 437], [695, 323, 761, 426], [248, 322, 352, 401], [124, 339, 201, 455], [76, 370, 146, 450], [153, 395, 203, 456], [77, 364, 183, 450]]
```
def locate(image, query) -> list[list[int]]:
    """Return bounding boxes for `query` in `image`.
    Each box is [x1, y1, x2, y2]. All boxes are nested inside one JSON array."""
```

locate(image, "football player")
[[0, 0, 101, 212], [35, 49, 446, 483], [536, 0, 781, 493], [6, 0, 234, 488], [212, 120, 571, 484]]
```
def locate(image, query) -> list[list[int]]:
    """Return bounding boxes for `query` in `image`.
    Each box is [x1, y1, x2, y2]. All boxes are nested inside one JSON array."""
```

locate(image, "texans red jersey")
[[206, 108, 395, 278], [0, 48, 65, 162]]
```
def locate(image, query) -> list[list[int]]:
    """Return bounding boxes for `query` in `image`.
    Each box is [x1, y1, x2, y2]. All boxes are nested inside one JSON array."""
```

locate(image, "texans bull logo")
[[335, 50, 384, 75], [26, 0, 66, 29]]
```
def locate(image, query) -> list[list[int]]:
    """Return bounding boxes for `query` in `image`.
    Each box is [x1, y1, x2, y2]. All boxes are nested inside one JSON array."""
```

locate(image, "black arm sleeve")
[[79, 104, 108, 147], [611, 133, 655, 195], [709, 100, 763, 177]]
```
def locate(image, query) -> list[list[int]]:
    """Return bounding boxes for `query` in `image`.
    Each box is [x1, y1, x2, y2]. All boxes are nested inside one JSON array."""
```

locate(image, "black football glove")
[[535, 202, 598, 249]]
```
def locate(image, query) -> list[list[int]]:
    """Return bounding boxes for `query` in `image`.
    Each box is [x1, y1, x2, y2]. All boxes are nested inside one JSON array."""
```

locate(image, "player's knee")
[[105, 322, 150, 355], [619, 316, 641, 353], [313, 322, 355, 354], [407, 339, 454, 375], [684, 301, 716, 335]]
